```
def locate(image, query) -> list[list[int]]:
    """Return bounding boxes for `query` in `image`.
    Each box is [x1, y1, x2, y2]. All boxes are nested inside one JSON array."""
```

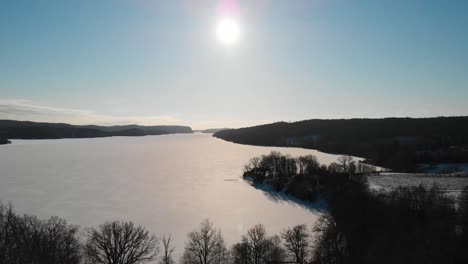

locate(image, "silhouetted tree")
[[84, 221, 159, 264], [231, 239, 251, 264], [327, 162, 342, 174], [264, 235, 286, 264], [160, 234, 175, 264], [182, 219, 228, 264], [311, 213, 347, 264], [456, 187, 468, 262], [460, 187, 468, 232], [337, 155, 354, 175], [245, 224, 269, 264], [181, 250, 198, 264], [298, 155, 319, 175], [0, 202, 81, 264], [281, 225, 310, 264]]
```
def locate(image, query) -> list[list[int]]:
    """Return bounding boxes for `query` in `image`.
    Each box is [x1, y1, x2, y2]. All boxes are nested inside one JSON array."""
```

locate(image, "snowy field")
[[368, 172, 468, 198]]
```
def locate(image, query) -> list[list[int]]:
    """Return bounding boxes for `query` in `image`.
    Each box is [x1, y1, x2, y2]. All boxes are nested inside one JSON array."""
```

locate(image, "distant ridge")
[[213, 116, 468, 172], [0, 120, 192, 140]]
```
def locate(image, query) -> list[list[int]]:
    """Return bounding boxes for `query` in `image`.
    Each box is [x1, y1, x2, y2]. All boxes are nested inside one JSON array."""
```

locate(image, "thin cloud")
[[0, 99, 92, 117], [0, 99, 266, 129], [0, 99, 185, 126]]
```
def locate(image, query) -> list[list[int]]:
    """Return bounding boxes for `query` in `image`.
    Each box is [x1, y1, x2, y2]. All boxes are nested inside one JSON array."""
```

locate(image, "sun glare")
[[216, 17, 241, 46]]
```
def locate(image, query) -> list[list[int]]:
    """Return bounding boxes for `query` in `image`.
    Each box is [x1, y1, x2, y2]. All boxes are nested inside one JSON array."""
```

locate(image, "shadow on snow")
[[243, 178, 327, 213]]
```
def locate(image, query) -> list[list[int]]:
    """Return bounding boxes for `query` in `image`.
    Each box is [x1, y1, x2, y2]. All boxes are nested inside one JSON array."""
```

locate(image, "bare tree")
[[298, 155, 319, 175], [181, 250, 198, 264], [337, 155, 354, 174], [311, 214, 347, 264], [281, 225, 310, 264], [244, 157, 261, 173], [231, 239, 250, 264], [160, 234, 175, 264], [348, 161, 357, 175], [84, 221, 159, 264], [245, 224, 269, 264], [327, 162, 341, 174], [265, 235, 286, 264], [0, 202, 81, 264], [233, 229, 287, 264], [183, 219, 228, 264]]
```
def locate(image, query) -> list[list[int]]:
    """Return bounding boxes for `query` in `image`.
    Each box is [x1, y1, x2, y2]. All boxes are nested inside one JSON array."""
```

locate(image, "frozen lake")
[[0, 133, 340, 259]]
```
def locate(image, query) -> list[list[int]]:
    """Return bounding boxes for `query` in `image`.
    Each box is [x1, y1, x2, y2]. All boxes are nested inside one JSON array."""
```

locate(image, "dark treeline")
[[314, 174, 468, 264], [0, 203, 166, 264], [0, 202, 320, 264], [0, 202, 344, 264], [243, 152, 468, 264], [214, 117, 468, 172], [3, 182, 468, 264], [2, 183, 468, 264], [0, 120, 193, 140]]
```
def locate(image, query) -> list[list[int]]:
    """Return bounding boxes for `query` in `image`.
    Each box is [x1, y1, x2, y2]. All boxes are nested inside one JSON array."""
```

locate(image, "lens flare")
[[216, 0, 240, 17]]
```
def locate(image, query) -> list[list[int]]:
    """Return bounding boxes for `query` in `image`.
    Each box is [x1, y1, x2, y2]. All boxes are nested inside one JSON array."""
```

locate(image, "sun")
[[216, 17, 241, 46]]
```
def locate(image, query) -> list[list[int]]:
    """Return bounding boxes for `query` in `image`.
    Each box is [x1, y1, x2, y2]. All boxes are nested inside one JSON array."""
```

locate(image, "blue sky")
[[1, 0, 467, 129]]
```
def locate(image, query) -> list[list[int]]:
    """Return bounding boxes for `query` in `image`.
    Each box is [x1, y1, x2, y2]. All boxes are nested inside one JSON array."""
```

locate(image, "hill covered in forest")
[[214, 117, 468, 172], [0, 120, 193, 140]]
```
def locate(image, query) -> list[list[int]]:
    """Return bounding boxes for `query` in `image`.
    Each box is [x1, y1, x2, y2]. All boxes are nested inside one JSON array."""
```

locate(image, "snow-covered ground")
[[368, 172, 468, 198]]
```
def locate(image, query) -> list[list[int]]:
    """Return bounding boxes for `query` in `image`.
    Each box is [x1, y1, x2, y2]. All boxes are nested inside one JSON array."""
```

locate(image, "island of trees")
[[214, 117, 468, 172]]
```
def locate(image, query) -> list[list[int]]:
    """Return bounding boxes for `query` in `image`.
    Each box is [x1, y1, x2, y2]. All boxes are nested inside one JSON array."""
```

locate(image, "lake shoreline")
[[244, 177, 328, 213]]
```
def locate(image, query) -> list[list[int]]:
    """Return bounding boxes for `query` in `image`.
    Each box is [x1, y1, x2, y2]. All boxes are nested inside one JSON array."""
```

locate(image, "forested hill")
[[0, 120, 193, 140], [214, 117, 468, 172]]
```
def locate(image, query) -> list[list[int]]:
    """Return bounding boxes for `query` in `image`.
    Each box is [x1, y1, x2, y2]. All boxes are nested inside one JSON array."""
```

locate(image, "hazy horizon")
[[2, 0, 467, 129]]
